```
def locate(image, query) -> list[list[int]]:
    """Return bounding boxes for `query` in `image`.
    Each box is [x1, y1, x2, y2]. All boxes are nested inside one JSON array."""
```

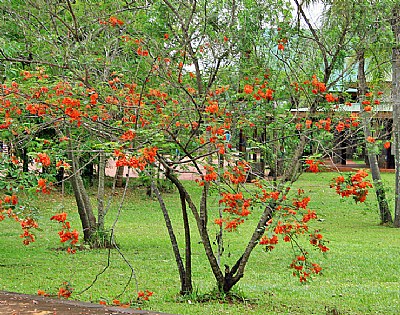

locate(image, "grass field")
[[1, 172, 400, 314]]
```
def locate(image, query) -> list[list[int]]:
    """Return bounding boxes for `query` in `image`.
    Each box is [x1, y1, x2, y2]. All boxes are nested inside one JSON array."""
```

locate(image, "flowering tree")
[[0, 0, 393, 298], [0, 0, 159, 245], [294, 0, 398, 225]]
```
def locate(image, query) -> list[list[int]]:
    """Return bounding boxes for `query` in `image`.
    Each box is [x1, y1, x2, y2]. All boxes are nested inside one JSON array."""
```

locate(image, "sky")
[[291, 0, 325, 26]]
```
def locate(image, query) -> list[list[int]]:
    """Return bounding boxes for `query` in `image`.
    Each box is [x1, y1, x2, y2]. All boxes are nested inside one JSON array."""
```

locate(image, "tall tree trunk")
[[358, 50, 392, 224], [97, 150, 106, 231], [392, 5, 400, 227]]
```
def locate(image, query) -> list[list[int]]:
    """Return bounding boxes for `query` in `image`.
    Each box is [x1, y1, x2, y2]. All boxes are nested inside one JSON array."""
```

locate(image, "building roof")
[[291, 102, 393, 118]]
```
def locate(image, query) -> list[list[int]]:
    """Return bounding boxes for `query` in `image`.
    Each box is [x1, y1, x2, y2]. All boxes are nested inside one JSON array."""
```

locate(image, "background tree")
[[392, 3, 400, 227], [294, 0, 397, 224]]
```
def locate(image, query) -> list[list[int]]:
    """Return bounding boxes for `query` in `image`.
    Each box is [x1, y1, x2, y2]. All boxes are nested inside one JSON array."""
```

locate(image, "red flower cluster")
[[336, 121, 345, 132], [115, 154, 146, 170], [277, 37, 287, 51], [120, 129, 136, 141], [243, 84, 253, 94], [330, 170, 372, 203], [3, 194, 18, 205], [290, 254, 323, 282], [1, 194, 39, 245], [195, 165, 217, 186], [35, 152, 51, 167], [314, 118, 331, 131], [137, 290, 153, 302], [65, 107, 82, 125], [205, 100, 219, 114], [26, 103, 49, 116], [37, 178, 51, 194], [215, 192, 252, 231], [58, 229, 79, 245], [256, 189, 327, 282], [254, 87, 273, 101], [366, 136, 376, 143], [20, 218, 39, 245], [142, 147, 157, 163], [310, 230, 329, 252], [293, 196, 310, 209], [273, 219, 309, 236], [259, 234, 279, 251], [50, 212, 79, 253], [58, 282, 73, 299], [223, 161, 250, 184], [305, 74, 326, 94], [114, 147, 158, 170], [295, 115, 359, 132], [242, 79, 273, 101], [302, 209, 317, 223], [99, 16, 124, 27], [360, 91, 385, 113], [325, 93, 338, 103], [219, 192, 251, 216], [50, 212, 67, 223], [136, 46, 149, 57], [304, 159, 322, 173]]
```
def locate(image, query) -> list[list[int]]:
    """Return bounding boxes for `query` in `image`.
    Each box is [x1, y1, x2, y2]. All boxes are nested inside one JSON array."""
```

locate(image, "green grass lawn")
[[1, 173, 400, 314]]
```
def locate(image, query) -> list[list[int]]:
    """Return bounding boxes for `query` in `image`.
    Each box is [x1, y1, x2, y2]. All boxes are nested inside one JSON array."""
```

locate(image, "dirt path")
[[0, 291, 175, 315]]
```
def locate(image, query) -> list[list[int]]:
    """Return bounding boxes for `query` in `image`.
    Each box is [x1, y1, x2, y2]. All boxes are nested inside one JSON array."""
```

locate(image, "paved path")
[[0, 291, 175, 315], [105, 158, 203, 181]]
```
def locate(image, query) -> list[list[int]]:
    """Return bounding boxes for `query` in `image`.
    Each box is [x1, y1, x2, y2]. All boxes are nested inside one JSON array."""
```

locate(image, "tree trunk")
[[22, 148, 29, 172], [151, 179, 192, 294], [67, 139, 97, 242], [165, 167, 272, 294], [164, 171, 226, 290], [115, 165, 124, 188], [219, 202, 275, 293], [358, 50, 392, 224], [161, 155, 288, 294], [392, 4, 400, 227], [83, 161, 94, 187], [179, 188, 193, 294], [97, 150, 106, 231]]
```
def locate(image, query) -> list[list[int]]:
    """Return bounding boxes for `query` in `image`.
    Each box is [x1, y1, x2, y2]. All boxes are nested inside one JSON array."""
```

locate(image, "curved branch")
[[0, 49, 69, 69]]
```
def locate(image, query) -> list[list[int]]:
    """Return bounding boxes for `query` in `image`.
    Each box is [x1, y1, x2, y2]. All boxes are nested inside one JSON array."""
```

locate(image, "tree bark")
[[164, 170, 226, 289], [358, 50, 392, 224], [179, 188, 193, 294], [115, 165, 124, 188], [151, 179, 192, 294], [97, 150, 106, 231], [164, 166, 275, 294], [67, 138, 97, 242], [22, 148, 29, 172], [219, 203, 275, 293], [392, 5, 400, 227]]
